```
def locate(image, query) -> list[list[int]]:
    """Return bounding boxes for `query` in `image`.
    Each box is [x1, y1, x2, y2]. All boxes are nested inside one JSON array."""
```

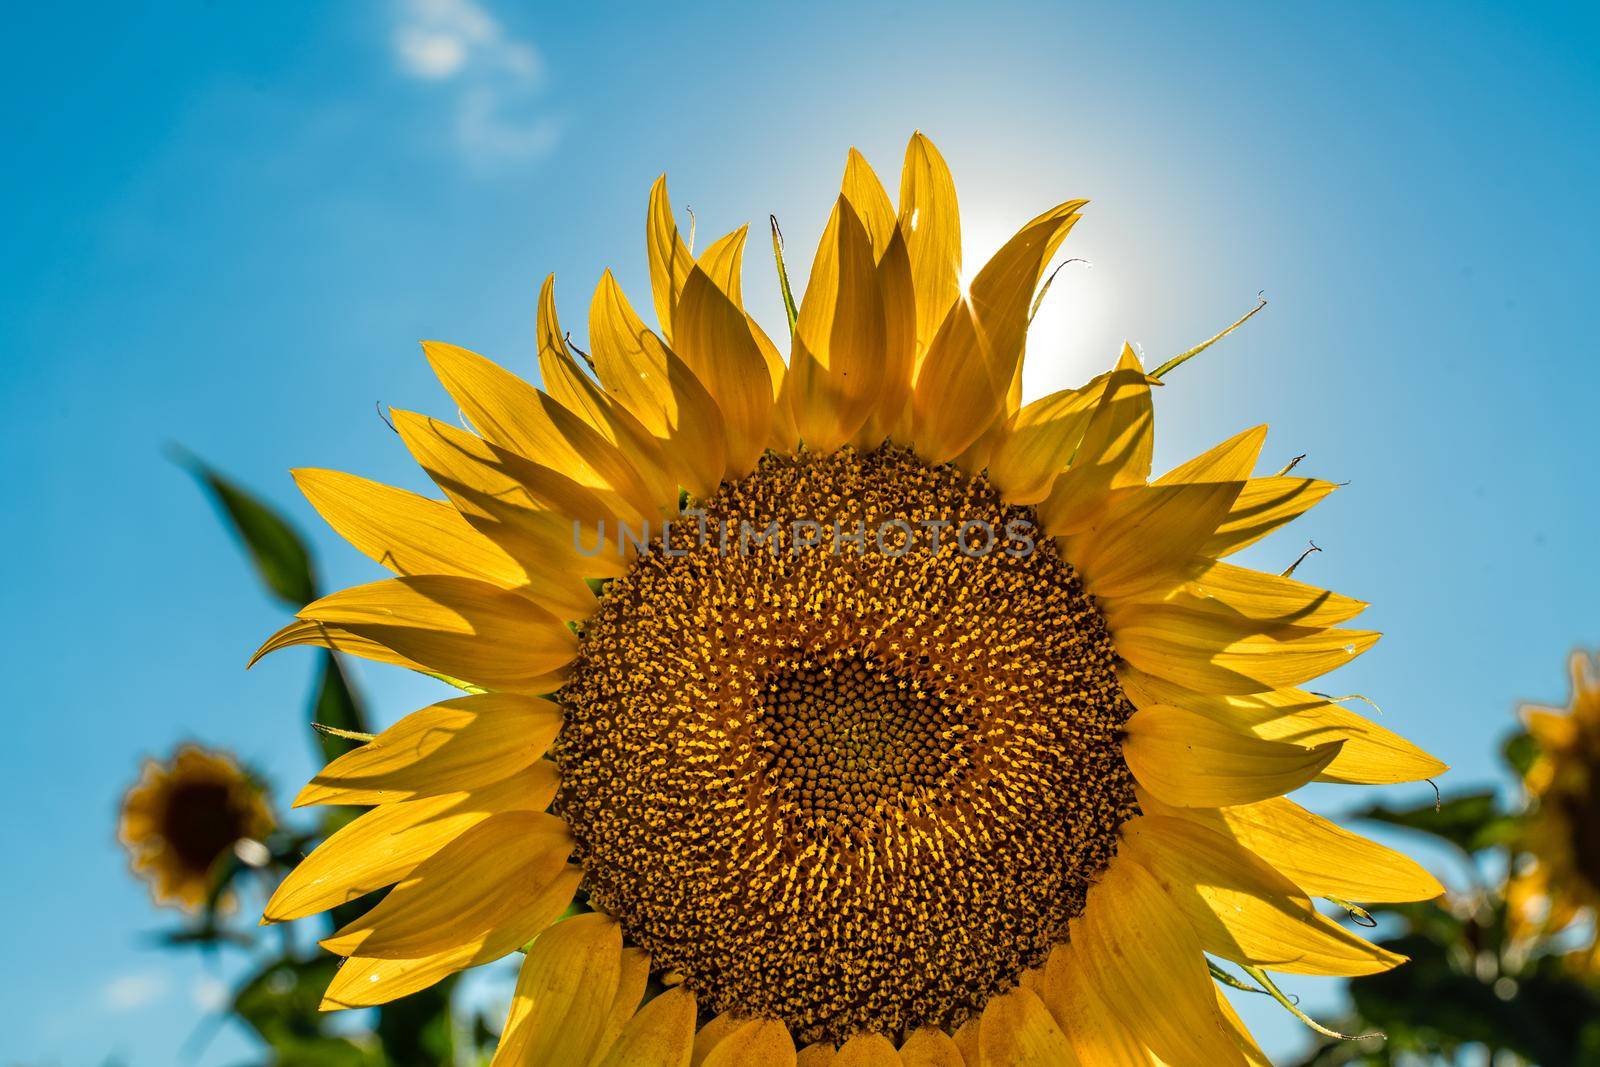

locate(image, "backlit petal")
[[295, 693, 562, 806], [1071, 857, 1245, 1065], [1123, 704, 1341, 807], [1122, 815, 1408, 975]]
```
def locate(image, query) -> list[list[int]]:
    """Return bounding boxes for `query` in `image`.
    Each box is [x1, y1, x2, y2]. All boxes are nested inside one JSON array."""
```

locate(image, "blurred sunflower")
[[1509, 650, 1600, 973], [120, 743, 274, 911], [255, 133, 1446, 1064]]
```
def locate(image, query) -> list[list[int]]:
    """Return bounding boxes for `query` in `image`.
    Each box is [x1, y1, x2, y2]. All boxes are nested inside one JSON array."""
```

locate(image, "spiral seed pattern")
[[554, 445, 1137, 1044]]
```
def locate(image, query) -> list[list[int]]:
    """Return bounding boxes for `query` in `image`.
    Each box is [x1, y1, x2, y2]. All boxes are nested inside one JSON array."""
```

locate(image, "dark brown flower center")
[[554, 445, 1137, 1044], [164, 781, 251, 870]]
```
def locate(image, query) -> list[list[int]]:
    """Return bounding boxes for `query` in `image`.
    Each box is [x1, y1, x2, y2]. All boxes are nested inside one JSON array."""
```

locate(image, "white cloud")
[[390, 0, 557, 163], [103, 971, 168, 1012], [395, 27, 469, 79]]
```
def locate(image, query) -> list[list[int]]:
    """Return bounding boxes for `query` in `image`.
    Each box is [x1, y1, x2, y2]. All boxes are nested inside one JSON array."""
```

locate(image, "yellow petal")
[[690, 229, 796, 419], [293, 468, 530, 590], [986, 373, 1107, 505], [1142, 792, 1444, 903], [783, 196, 887, 453], [841, 148, 897, 259], [537, 276, 678, 511], [1122, 815, 1407, 975], [833, 1032, 901, 1067], [1154, 425, 1267, 485], [857, 227, 917, 447], [897, 1028, 965, 1066], [322, 810, 574, 958], [1021, 942, 1157, 1066], [1122, 704, 1341, 807], [595, 987, 698, 1067], [911, 298, 995, 463], [797, 1044, 835, 1067], [589, 947, 652, 1066], [753, 312, 798, 451], [951, 1020, 980, 1067], [1065, 481, 1244, 601], [264, 763, 558, 922], [1118, 668, 1448, 786], [1522, 706, 1577, 751], [1159, 560, 1369, 629], [588, 272, 727, 499], [647, 175, 695, 343], [250, 618, 434, 675], [968, 199, 1086, 417], [1110, 600, 1378, 696], [1071, 856, 1246, 1065], [322, 946, 479, 1009], [1036, 346, 1156, 535], [696, 1017, 797, 1067], [897, 132, 962, 365], [674, 263, 777, 478], [1203, 476, 1336, 558], [978, 985, 1080, 1066], [697, 226, 750, 302], [423, 341, 659, 518], [689, 1014, 744, 1065], [393, 408, 632, 583], [492, 913, 623, 1067], [277, 575, 577, 693], [1214, 987, 1271, 1067], [296, 693, 560, 806]]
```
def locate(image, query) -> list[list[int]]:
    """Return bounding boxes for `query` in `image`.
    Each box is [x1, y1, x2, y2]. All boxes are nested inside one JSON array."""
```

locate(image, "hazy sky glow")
[[4, 2, 1599, 1063]]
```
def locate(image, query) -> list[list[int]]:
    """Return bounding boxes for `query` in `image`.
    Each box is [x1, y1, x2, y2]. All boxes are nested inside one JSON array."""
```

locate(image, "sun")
[[254, 133, 1446, 1064]]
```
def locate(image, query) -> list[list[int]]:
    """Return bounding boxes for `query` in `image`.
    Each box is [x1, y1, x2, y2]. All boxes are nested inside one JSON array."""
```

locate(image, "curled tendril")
[[1327, 897, 1379, 928], [1281, 540, 1321, 578]]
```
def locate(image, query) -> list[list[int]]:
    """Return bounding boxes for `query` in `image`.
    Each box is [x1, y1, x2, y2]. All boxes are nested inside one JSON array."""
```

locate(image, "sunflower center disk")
[[555, 445, 1138, 1044], [756, 652, 959, 822]]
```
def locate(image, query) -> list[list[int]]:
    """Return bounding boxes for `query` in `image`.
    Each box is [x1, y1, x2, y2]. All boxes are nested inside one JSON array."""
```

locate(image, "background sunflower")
[[119, 743, 274, 912]]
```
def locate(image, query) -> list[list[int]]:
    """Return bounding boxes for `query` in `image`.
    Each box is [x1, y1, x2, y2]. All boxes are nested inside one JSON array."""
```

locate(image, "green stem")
[[770, 215, 799, 335], [1208, 960, 1268, 994], [1241, 965, 1382, 1041], [311, 722, 376, 743]]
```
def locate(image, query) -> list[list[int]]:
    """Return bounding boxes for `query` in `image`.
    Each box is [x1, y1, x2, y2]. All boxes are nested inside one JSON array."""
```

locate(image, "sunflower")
[[120, 743, 274, 911], [256, 133, 1447, 1064], [1508, 650, 1600, 973]]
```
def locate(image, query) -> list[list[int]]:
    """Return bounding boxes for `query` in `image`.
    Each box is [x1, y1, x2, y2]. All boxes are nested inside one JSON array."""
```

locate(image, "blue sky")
[[4, 1, 1598, 1063]]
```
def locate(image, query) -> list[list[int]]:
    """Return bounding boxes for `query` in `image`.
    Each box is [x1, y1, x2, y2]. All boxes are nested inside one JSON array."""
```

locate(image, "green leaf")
[[376, 975, 458, 1067], [1354, 790, 1521, 855], [1502, 728, 1539, 779], [310, 652, 371, 762], [172, 446, 318, 607], [1342, 933, 1600, 1067], [231, 956, 376, 1067]]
